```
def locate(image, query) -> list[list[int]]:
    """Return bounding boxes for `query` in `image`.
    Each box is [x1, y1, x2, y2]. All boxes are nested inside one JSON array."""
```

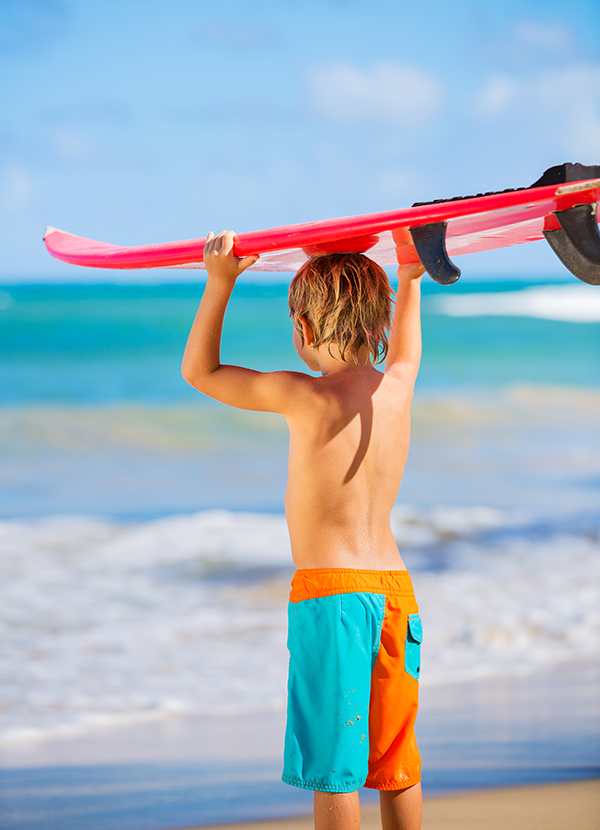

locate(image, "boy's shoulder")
[[283, 365, 412, 414]]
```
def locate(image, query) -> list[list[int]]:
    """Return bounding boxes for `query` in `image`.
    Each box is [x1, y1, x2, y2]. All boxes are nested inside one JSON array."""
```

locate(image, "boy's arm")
[[384, 259, 425, 383], [181, 230, 304, 413]]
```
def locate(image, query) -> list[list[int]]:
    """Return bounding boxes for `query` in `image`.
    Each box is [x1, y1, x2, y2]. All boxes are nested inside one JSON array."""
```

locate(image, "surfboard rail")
[[43, 165, 600, 284]]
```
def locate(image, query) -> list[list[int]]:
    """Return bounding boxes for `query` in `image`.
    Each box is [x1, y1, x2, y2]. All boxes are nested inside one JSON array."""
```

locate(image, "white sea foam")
[[433, 283, 600, 322], [1, 507, 598, 744]]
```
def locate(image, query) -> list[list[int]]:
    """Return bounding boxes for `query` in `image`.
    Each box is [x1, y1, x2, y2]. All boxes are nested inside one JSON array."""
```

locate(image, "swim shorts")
[[282, 568, 422, 793]]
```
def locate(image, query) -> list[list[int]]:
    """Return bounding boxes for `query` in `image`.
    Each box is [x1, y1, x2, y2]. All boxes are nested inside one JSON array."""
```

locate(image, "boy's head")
[[288, 253, 392, 366]]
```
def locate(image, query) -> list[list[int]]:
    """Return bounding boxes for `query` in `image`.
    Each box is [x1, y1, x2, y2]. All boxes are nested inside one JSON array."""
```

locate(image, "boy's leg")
[[314, 791, 360, 830], [379, 783, 422, 830]]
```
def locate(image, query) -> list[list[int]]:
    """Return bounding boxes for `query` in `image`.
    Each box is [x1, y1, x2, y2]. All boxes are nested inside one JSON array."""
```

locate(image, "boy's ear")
[[298, 315, 316, 347]]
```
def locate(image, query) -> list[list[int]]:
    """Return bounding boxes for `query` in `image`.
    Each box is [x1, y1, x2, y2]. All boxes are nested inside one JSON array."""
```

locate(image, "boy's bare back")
[[283, 363, 412, 570], [182, 230, 424, 572]]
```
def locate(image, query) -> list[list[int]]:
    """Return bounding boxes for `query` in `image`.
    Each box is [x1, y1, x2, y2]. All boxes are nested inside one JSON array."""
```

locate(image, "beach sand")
[[176, 779, 600, 830]]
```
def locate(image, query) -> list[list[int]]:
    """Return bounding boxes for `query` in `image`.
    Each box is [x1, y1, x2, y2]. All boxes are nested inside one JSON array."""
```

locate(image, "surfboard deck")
[[43, 163, 600, 285]]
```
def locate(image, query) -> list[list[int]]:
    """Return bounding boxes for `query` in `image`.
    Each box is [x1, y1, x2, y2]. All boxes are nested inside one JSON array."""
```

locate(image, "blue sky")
[[1, 0, 599, 280]]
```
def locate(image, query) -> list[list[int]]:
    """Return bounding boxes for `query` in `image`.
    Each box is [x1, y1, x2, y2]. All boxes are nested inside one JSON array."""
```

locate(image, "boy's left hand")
[[203, 230, 259, 283]]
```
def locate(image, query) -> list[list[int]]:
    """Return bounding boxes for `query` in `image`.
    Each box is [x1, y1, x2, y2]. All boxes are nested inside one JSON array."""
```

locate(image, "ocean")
[[1, 277, 599, 751]]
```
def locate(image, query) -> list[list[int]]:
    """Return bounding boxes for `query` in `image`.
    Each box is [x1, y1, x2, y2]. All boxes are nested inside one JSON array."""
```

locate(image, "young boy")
[[182, 230, 425, 830]]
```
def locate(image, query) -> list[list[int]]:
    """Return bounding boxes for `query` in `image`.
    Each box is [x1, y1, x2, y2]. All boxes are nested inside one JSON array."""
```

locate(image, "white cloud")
[[474, 64, 600, 160], [0, 165, 34, 214], [376, 168, 415, 199], [514, 20, 574, 51], [535, 65, 600, 160], [309, 62, 443, 128], [475, 75, 515, 115], [53, 128, 96, 161]]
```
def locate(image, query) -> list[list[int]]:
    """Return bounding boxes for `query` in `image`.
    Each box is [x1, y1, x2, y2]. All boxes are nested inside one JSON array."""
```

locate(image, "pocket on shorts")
[[405, 613, 423, 681]]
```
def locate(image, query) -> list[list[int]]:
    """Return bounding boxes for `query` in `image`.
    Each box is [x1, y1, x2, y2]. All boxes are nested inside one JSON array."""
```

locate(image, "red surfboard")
[[44, 163, 600, 285]]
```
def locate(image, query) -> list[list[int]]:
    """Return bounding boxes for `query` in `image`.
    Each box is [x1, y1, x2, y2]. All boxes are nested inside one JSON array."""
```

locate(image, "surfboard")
[[44, 163, 600, 285]]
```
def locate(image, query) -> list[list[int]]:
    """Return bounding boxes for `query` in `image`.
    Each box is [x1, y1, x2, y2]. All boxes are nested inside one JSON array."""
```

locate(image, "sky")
[[1, 0, 600, 280]]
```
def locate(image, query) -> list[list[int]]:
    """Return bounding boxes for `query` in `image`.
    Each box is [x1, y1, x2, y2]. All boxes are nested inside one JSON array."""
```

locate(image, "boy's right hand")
[[203, 230, 259, 284], [397, 261, 425, 280]]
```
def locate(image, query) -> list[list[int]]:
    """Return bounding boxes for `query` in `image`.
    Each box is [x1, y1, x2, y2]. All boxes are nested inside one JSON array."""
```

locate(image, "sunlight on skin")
[[313, 784, 423, 830]]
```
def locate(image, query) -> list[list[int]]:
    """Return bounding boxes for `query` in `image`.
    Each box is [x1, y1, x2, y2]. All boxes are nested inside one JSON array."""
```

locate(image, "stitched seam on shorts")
[[282, 773, 366, 792], [290, 587, 414, 602], [363, 772, 421, 791], [371, 595, 386, 670]]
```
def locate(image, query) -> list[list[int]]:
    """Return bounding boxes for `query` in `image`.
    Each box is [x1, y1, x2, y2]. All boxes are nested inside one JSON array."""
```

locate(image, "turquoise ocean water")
[[1, 280, 599, 516], [2, 281, 600, 409]]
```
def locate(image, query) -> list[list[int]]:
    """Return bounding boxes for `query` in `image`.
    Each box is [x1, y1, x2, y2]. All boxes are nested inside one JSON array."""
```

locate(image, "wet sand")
[[175, 779, 600, 830]]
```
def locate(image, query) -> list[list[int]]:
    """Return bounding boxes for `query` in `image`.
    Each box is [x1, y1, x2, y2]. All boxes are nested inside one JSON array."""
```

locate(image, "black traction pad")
[[412, 163, 600, 208]]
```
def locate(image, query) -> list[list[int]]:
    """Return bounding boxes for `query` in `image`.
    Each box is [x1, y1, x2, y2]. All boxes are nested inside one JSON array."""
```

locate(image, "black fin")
[[409, 222, 460, 285], [544, 203, 600, 285]]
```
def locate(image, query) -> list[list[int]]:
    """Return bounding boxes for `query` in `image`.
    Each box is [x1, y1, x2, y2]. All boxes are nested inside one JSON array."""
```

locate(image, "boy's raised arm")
[[384, 259, 425, 382], [181, 231, 302, 413]]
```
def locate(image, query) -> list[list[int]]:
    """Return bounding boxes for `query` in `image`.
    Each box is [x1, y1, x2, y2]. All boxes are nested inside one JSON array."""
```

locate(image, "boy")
[[182, 230, 425, 830]]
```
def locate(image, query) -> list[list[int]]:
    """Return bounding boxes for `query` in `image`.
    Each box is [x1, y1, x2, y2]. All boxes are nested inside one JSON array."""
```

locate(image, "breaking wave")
[[1, 505, 598, 744], [433, 283, 600, 322]]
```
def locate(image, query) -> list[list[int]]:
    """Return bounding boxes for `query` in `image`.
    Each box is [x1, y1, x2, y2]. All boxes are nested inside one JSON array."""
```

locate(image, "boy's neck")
[[315, 343, 374, 376]]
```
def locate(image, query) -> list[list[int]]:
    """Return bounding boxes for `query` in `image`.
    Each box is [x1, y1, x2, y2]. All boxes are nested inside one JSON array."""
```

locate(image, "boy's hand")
[[203, 230, 259, 283], [397, 261, 425, 280]]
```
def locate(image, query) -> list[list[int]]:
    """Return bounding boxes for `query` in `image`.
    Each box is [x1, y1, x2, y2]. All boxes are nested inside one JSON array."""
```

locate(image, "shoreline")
[[173, 779, 600, 830], [3, 660, 598, 770], [1, 662, 598, 830]]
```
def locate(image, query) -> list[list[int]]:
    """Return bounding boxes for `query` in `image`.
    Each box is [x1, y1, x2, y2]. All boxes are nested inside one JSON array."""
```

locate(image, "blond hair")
[[288, 253, 392, 365]]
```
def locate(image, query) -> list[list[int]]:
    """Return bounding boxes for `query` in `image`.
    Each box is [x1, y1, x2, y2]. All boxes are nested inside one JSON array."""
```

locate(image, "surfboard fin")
[[544, 203, 600, 286], [409, 222, 461, 285]]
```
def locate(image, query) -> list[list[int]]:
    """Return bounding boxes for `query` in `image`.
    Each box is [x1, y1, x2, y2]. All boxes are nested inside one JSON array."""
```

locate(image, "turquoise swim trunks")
[[282, 568, 422, 793]]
